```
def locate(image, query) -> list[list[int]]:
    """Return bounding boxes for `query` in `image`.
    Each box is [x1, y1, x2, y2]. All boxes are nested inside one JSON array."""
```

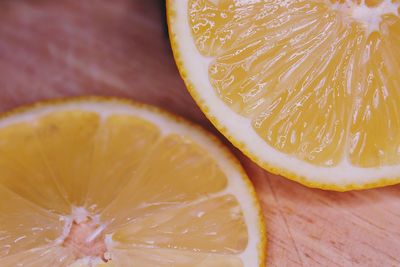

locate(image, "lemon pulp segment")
[[168, 0, 400, 188], [0, 99, 265, 266], [189, 0, 400, 168]]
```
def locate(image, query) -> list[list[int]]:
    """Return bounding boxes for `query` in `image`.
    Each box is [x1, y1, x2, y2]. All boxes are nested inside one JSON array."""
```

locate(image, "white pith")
[[0, 99, 264, 266], [169, 0, 400, 187], [60, 207, 111, 266], [331, 0, 399, 35]]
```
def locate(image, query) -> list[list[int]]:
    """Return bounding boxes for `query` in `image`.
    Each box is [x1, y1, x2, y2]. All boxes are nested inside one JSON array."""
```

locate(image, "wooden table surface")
[[0, 1, 399, 266]]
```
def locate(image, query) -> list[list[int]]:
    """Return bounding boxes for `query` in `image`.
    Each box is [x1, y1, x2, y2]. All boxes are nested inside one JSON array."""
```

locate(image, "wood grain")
[[0, 1, 399, 266]]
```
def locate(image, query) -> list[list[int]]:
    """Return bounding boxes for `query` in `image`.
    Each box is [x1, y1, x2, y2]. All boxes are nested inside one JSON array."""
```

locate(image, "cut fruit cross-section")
[[167, 0, 400, 190], [0, 97, 266, 267]]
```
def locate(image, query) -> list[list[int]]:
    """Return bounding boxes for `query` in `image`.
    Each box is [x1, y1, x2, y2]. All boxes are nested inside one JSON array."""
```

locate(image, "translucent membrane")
[[109, 247, 243, 267], [1, 246, 75, 266], [0, 110, 246, 266], [189, 0, 400, 167]]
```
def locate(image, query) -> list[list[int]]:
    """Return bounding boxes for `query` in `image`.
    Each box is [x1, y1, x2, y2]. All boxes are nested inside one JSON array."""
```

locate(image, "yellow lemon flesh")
[[0, 97, 265, 267], [168, 0, 400, 190]]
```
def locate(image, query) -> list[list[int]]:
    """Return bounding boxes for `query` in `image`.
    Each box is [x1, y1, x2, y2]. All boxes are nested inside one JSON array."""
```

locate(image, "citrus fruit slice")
[[167, 0, 400, 190], [0, 97, 265, 267]]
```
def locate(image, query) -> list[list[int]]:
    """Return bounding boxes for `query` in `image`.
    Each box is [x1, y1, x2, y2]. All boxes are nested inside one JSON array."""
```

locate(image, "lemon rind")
[[0, 95, 267, 267], [166, 0, 400, 192]]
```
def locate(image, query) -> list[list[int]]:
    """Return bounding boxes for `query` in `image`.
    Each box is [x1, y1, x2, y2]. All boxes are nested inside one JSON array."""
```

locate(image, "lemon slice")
[[167, 0, 400, 190], [0, 97, 265, 267]]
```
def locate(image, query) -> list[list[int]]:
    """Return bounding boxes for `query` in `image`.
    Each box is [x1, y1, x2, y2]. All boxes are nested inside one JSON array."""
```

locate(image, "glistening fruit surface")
[[168, 0, 400, 189], [0, 98, 266, 267]]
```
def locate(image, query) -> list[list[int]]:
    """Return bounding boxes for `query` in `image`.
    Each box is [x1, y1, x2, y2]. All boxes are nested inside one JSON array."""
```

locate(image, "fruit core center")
[[62, 213, 109, 262], [330, 0, 399, 34]]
